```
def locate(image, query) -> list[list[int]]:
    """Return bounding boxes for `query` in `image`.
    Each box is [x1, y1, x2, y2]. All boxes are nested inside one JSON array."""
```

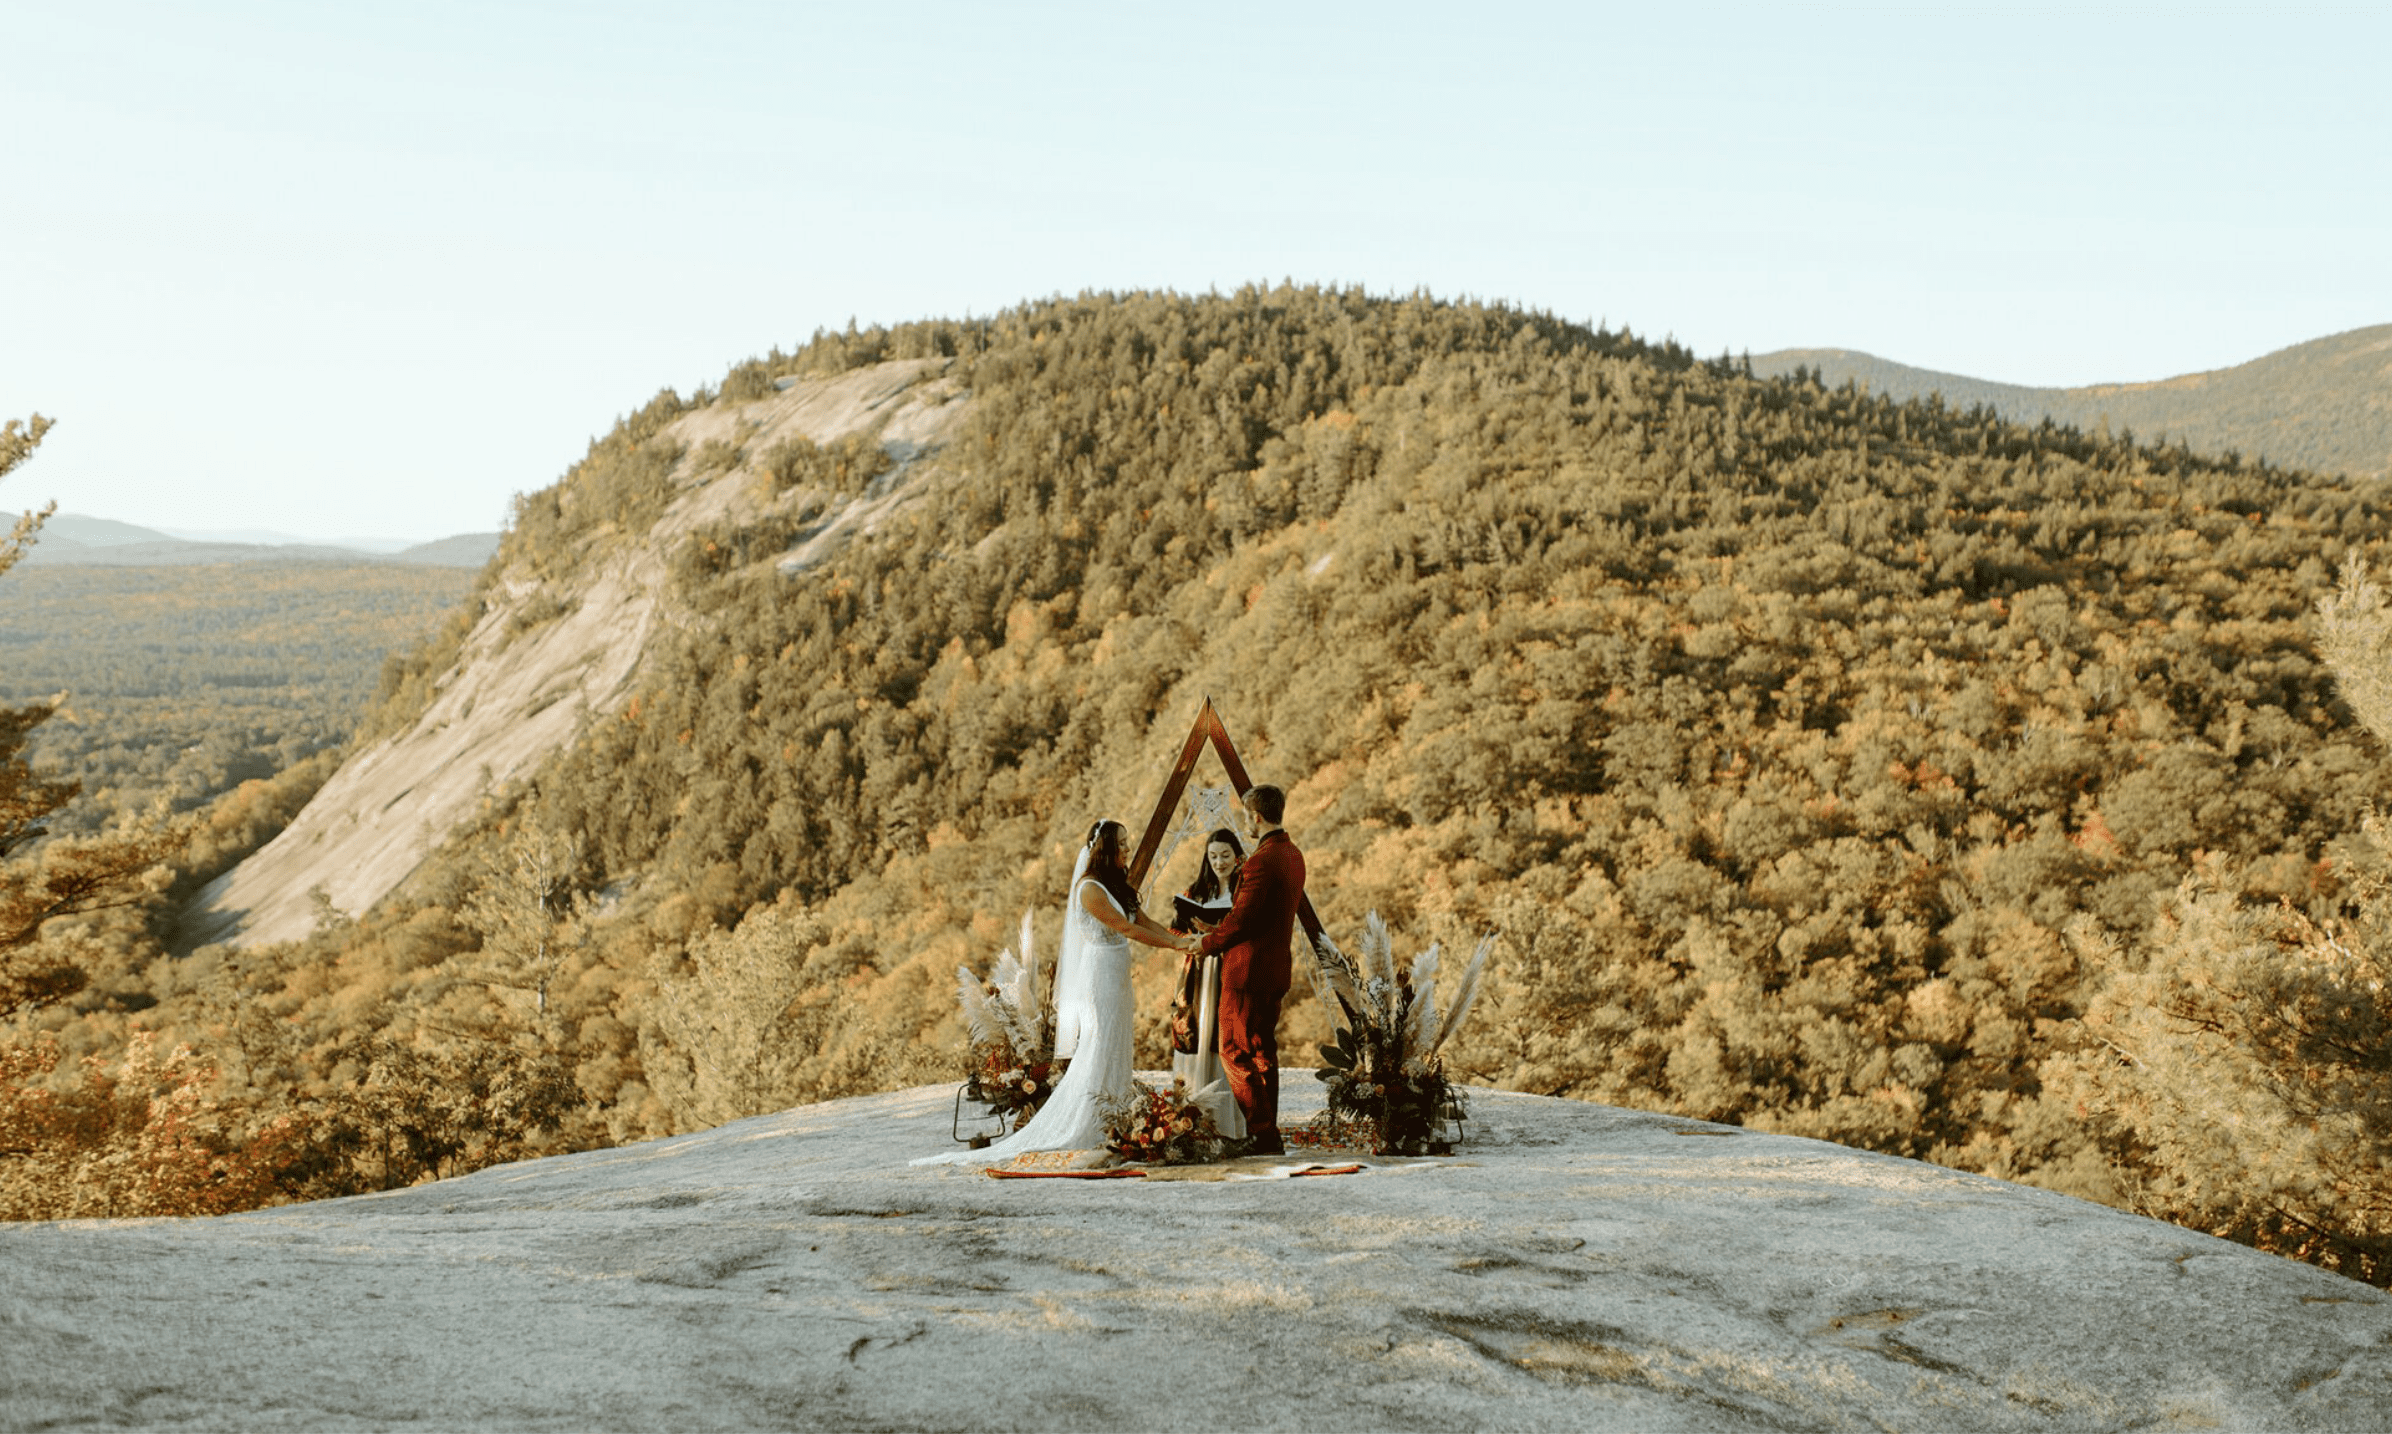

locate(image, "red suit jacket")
[[1199, 829, 1305, 998]]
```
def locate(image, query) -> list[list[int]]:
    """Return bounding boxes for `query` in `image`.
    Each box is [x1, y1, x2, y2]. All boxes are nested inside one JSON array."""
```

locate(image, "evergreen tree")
[[0, 415, 189, 1013]]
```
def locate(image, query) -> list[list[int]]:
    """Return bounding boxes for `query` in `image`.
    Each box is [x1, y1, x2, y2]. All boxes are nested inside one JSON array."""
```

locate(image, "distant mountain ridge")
[[41, 515, 178, 547], [1752, 323, 2392, 479], [159, 524, 418, 554], [28, 514, 500, 568]]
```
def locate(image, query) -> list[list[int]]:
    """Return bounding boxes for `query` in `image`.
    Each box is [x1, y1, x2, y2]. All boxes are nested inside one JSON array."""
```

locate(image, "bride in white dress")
[[916, 820, 1182, 1165]]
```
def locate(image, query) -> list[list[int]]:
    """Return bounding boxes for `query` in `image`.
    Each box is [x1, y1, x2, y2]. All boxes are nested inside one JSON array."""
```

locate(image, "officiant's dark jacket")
[[1198, 828, 1304, 996]]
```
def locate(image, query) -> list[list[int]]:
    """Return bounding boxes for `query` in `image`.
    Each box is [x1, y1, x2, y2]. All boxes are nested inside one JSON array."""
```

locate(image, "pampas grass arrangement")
[[1308, 918, 1496, 1154], [953, 912, 1063, 1125]]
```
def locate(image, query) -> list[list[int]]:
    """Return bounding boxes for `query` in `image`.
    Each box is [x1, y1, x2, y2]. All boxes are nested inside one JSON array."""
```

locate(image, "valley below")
[[0, 560, 479, 838]]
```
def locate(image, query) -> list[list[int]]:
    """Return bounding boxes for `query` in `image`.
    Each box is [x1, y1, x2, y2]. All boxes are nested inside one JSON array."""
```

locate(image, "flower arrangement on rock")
[[1308, 914, 1493, 1156], [1103, 1076, 1227, 1165], [953, 913, 1063, 1126]]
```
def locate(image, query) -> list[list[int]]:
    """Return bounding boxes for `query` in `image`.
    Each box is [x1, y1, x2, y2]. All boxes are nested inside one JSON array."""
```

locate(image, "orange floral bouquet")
[[1103, 1076, 1225, 1165], [970, 1045, 1058, 1124]]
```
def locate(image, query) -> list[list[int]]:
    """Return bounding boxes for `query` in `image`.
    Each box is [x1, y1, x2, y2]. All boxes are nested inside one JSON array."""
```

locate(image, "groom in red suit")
[[1187, 783, 1305, 1156]]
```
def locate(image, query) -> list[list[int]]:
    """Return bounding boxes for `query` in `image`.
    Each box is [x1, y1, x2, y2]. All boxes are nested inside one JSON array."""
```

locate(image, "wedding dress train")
[[914, 874, 1135, 1165]]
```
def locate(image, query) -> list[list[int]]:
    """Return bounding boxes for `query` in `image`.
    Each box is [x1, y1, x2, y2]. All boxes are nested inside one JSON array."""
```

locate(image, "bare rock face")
[[182, 359, 969, 948], [5, 1075, 2385, 1431]]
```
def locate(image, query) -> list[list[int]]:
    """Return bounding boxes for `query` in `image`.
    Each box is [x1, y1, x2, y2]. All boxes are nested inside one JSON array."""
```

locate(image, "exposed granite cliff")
[[183, 359, 967, 947], [5, 1074, 2382, 1431]]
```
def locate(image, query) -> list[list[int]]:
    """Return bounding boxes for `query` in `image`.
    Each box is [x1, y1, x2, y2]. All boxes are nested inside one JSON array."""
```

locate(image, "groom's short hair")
[[1243, 784, 1287, 824]]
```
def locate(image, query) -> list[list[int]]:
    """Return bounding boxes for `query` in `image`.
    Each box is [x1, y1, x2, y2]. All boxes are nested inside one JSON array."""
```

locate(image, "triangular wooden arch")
[[1127, 697, 1324, 946]]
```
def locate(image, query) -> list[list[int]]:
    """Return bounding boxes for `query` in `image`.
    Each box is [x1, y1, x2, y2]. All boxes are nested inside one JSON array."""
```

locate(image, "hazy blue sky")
[[6, 2, 2386, 541]]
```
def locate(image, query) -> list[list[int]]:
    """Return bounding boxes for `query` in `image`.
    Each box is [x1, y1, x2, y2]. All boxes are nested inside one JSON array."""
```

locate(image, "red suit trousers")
[[1217, 980, 1284, 1140]]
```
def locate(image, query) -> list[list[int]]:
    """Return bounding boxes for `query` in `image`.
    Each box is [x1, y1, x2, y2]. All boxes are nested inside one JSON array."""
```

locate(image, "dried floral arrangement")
[[1103, 1076, 1227, 1165], [952, 913, 1063, 1126], [1308, 914, 1494, 1155], [1285, 1112, 1379, 1154]]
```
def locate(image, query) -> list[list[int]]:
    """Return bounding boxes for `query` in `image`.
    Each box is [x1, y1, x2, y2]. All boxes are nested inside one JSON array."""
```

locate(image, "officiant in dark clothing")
[[1170, 828, 1245, 933], [1168, 828, 1244, 1063], [1188, 785, 1304, 1155]]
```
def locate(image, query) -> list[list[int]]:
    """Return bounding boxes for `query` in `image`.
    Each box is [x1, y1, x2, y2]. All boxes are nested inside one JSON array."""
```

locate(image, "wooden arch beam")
[[1127, 697, 1323, 945]]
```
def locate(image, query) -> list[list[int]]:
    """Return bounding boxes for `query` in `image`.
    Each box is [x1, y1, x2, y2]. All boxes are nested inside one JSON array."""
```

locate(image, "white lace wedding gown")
[[914, 876, 1135, 1165]]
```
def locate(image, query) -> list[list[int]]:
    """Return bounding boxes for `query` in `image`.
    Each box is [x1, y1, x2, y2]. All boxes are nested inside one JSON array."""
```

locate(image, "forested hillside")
[[1755, 324, 2392, 480], [9, 287, 2392, 1286]]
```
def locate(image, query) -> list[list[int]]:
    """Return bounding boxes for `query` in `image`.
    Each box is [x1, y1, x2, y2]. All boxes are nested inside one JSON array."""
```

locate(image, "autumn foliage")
[[8, 290, 2392, 1288], [0, 1030, 297, 1218]]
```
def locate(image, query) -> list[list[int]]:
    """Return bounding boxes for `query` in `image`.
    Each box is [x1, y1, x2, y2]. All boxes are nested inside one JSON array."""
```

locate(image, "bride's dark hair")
[[1083, 819, 1141, 916], [1186, 827, 1245, 902]]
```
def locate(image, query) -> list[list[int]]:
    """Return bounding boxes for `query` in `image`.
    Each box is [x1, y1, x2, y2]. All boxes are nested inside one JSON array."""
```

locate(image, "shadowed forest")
[[8, 288, 2392, 1290]]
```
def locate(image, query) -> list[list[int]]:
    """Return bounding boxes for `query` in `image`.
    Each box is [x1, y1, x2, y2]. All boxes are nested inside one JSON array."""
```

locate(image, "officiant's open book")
[[1172, 892, 1230, 929]]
